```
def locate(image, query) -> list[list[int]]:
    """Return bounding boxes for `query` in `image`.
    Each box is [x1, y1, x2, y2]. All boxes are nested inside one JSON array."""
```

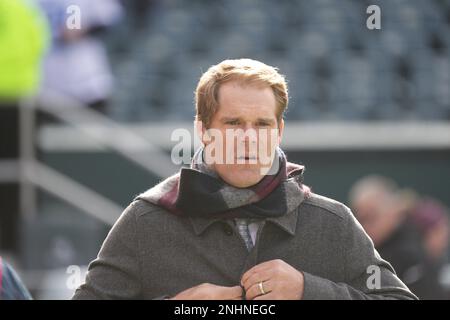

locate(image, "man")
[[73, 59, 417, 300]]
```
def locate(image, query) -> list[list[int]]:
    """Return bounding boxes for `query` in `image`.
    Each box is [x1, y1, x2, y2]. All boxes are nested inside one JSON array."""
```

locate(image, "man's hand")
[[170, 283, 243, 300], [241, 259, 304, 300]]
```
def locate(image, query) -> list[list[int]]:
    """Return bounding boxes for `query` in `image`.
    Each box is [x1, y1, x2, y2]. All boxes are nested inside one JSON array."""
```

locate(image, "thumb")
[[221, 285, 244, 299]]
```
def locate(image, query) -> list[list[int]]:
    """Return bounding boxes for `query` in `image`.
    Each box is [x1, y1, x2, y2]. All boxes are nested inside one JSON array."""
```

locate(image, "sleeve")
[[301, 205, 419, 300], [72, 202, 143, 299]]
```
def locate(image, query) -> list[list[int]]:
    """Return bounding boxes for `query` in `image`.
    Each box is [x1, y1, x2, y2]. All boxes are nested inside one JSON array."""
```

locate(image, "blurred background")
[[0, 0, 449, 299]]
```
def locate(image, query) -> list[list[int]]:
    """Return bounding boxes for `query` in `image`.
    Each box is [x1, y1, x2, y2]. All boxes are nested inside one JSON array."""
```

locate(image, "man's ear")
[[278, 118, 285, 146]]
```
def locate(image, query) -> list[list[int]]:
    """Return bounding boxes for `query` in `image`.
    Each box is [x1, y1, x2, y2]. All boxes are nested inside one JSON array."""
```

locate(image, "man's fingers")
[[241, 261, 277, 285], [253, 292, 277, 300], [245, 280, 273, 300], [242, 268, 272, 291], [171, 283, 243, 300], [222, 285, 244, 300], [241, 259, 285, 285]]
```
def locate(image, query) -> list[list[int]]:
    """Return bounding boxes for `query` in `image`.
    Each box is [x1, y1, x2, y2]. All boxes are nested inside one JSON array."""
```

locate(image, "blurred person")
[[0, 0, 48, 251], [37, 0, 123, 114], [349, 175, 447, 299], [0, 257, 32, 300], [412, 198, 449, 263], [73, 59, 416, 300], [411, 198, 450, 299]]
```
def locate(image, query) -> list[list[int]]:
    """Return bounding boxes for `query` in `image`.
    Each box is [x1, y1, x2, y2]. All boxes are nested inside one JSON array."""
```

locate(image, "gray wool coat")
[[72, 192, 418, 300]]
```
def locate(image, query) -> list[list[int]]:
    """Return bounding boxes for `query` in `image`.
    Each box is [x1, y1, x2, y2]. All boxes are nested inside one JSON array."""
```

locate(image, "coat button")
[[222, 224, 234, 236]]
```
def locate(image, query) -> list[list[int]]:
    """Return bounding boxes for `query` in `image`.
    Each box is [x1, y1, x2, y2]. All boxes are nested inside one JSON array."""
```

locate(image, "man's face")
[[200, 81, 284, 188]]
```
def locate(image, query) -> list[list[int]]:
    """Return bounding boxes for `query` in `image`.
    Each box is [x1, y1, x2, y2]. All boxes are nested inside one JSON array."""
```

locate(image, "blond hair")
[[195, 58, 288, 128]]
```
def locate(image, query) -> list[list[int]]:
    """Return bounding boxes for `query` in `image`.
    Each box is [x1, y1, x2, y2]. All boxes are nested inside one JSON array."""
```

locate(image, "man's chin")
[[217, 166, 264, 188], [226, 179, 261, 189]]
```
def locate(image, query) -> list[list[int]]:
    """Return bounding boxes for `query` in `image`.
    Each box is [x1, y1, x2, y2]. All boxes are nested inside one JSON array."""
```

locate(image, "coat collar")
[[189, 207, 299, 236]]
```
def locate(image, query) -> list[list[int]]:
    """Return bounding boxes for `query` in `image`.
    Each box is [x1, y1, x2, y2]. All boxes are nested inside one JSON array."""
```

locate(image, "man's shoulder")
[[300, 192, 353, 221], [122, 197, 170, 220]]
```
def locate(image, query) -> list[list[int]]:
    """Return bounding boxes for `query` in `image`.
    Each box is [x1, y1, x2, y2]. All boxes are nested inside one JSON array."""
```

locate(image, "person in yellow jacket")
[[0, 0, 48, 100], [0, 0, 48, 252]]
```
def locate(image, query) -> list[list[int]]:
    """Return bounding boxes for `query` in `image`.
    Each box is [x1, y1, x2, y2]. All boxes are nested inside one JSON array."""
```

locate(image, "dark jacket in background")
[[377, 220, 447, 300]]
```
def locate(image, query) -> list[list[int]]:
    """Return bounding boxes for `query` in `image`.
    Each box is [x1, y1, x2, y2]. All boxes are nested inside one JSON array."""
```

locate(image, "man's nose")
[[242, 125, 258, 144]]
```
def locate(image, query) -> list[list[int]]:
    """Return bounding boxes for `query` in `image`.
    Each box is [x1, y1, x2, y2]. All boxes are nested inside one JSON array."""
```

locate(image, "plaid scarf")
[[137, 147, 310, 219]]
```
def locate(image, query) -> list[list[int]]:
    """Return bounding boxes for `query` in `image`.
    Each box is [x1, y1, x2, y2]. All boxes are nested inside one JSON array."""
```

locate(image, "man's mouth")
[[236, 156, 258, 161]]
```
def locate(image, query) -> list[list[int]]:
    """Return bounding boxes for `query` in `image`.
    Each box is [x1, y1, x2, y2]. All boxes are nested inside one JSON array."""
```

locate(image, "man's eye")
[[226, 120, 239, 125], [256, 122, 270, 127]]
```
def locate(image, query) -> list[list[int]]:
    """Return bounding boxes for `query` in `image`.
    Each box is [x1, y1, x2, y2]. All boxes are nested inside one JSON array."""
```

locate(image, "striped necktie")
[[235, 219, 254, 251]]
